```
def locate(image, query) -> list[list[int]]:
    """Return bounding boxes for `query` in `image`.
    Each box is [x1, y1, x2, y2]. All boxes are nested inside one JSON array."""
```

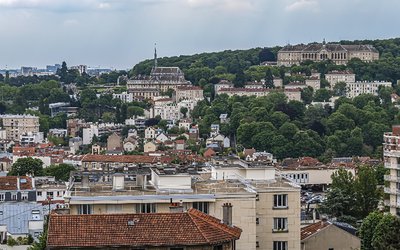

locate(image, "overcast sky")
[[0, 0, 398, 70]]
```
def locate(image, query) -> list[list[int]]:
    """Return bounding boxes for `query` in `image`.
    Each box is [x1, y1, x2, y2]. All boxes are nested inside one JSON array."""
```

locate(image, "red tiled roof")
[[47, 208, 241, 248], [82, 154, 172, 164], [0, 157, 11, 163], [301, 221, 331, 241], [0, 176, 32, 190]]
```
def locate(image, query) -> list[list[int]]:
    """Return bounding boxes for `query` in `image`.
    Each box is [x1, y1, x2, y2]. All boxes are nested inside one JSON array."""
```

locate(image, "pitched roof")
[[0, 176, 32, 190], [301, 221, 331, 241], [47, 208, 241, 248]]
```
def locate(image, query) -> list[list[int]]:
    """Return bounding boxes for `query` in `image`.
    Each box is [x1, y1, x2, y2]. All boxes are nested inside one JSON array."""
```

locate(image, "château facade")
[[127, 48, 191, 100], [277, 41, 379, 66]]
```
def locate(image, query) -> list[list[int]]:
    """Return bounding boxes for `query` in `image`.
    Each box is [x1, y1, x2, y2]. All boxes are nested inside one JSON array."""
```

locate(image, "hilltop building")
[[277, 41, 379, 66]]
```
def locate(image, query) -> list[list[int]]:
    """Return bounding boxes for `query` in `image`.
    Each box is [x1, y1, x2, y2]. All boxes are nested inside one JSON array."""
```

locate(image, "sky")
[[0, 0, 399, 70]]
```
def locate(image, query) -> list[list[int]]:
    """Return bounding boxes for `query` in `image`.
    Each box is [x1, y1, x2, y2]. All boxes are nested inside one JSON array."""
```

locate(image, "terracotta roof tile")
[[47, 209, 241, 248], [301, 221, 331, 241], [0, 176, 32, 190]]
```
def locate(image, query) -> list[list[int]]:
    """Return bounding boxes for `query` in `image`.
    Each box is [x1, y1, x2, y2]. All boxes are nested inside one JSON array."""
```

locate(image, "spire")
[[154, 43, 158, 69]]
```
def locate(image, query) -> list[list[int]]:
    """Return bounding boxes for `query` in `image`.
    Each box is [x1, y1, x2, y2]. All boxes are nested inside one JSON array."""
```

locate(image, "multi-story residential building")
[[20, 131, 44, 145], [277, 42, 379, 66], [346, 81, 392, 98], [285, 82, 308, 90], [0, 115, 40, 141], [174, 86, 204, 102], [214, 80, 235, 95], [305, 77, 321, 90], [112, 91, 133, 103], [64, 158, 301, 250], [217, 88, 302, 101], [70, 65, 87, 75], [325, 70, 356, 89], [82, 124, 99, 145], [383, 125, 400, 216]]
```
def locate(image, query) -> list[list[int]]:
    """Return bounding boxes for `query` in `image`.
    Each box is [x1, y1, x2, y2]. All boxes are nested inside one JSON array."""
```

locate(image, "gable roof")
[[0, 176, 32, 190], [301, 221, 331, 241], [47, 208, 241, 248]]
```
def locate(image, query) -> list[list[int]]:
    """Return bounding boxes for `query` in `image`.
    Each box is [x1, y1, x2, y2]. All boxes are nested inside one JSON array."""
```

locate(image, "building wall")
[[346, 81, 392, 98], [0, 115, 39, 141], [301, 225, 360, 250], [257, 190, 301, 250]]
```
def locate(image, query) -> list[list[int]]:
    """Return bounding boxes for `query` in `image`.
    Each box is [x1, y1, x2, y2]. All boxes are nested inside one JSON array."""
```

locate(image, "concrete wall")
[[301, 224, 360, 250]]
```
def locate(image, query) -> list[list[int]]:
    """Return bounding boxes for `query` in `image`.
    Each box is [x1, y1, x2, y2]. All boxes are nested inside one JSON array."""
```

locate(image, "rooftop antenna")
[[154, 43, 158, 69]]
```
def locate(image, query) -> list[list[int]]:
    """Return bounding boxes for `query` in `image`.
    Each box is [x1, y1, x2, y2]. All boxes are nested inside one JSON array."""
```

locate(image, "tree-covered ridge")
[[192, 92, 397, 161], [131, 37, 400, 88]]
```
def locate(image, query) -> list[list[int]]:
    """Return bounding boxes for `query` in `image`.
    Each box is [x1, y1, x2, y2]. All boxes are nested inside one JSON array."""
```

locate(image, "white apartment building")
[[217, 88, 302, 101], [112, 92, 133, 103], [383, 125, 400, 216], [82, 125, 99, 145], [0, 115, 40, 141], [20, 132, 44, 145], [346, 81, 392, 98], [325, 71, 356, 89]]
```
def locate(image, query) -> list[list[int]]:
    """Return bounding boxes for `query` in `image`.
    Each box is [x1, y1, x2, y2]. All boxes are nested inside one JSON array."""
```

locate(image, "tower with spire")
[[154, 43, 158, 69]]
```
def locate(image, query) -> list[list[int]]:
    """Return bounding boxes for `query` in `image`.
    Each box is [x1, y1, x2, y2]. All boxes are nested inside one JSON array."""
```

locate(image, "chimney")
[[169, 199, 184, 213], [112, 173, 125, 191], [31, 176, 35, 189], [16, 177, 20, 190], [222, 203, 233, 226]]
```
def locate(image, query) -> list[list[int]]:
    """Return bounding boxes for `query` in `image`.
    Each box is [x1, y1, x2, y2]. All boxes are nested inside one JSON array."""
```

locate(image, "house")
[[175, 139, 185, 150], [91, 144, 102, 155], [179, 119, 192, 131], [123, 137, 138, 152], [301, 220, 360, 250], [145, 127, 157, 140], [0, 157, 12, 172], [107, 132, 122, 151], [156, 133, 169, 143], [220, 113, 229, 124], [144, 141, 157, 153], [127, 128, 138, 138], [189, 127, 199, 140], [47, 207, 242, 250], [210, 124, 220, 137], [203, 148, 216, 158]]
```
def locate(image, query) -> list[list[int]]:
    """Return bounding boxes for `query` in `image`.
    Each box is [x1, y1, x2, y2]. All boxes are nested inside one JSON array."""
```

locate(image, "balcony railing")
[[384, 187, 400, 195], [384, 175, 400, 182]]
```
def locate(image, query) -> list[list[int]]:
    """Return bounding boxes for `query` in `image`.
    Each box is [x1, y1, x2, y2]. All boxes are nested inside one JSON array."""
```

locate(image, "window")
[[0, 193, 4, 201], [273, 194, 288, 209], [170, 248, 184, 250], [21, 192, 28, 201], [37, 191, 42, 197], [256, 218, 260, 224], [213, 245, 223, 250], [136, 203, 156, 213], [256, 241, 260, 248], [47, 192, 54, 199], [273, 241, 288, 250], [11, 193, 17, 201], [78, 204, 92, 215], [193, 202, 209, 214], [273, 218, 288, 232]]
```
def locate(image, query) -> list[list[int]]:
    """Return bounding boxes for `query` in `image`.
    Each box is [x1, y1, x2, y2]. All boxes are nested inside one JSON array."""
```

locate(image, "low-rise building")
[[112, 91, 133, 103]]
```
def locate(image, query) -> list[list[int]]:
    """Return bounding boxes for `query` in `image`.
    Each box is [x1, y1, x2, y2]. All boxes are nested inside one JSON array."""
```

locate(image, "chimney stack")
[[112, 173, 125, 191], [222, 203, 233, 226], [16, 177, 20, 190]]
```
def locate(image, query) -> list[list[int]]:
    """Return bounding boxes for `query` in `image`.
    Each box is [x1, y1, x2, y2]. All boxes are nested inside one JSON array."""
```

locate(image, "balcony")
[[384, 175, 400, 182], [384, 162, 400, 170], [384, 150, 400, 158], [384, 187, 400, 195]]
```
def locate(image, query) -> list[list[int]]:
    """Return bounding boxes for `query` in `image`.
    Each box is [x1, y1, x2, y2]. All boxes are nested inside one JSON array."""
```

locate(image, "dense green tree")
[[332, 81, 347, 96], [372, 214, 400, 250], [43, 164, 76, 181], [313, 88, 332, 102], [359, 212, 384, 250], [9, 158, 44, 176]]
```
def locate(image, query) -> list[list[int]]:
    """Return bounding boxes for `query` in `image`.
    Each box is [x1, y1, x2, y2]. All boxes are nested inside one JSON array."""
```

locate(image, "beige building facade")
[[325, 71, 356, 89], [0, 115, 39, 141], [277, 42, 379, 66], [218, 88, 302, 101], [65, 160, 301, 250]]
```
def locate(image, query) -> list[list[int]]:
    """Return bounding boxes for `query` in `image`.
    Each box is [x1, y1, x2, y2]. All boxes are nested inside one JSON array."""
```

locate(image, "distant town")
[[1, 38, 400, 250]]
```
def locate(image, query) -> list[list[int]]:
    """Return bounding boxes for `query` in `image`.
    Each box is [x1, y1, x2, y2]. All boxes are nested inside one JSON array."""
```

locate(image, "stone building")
[[277, 41, 379, 66]]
